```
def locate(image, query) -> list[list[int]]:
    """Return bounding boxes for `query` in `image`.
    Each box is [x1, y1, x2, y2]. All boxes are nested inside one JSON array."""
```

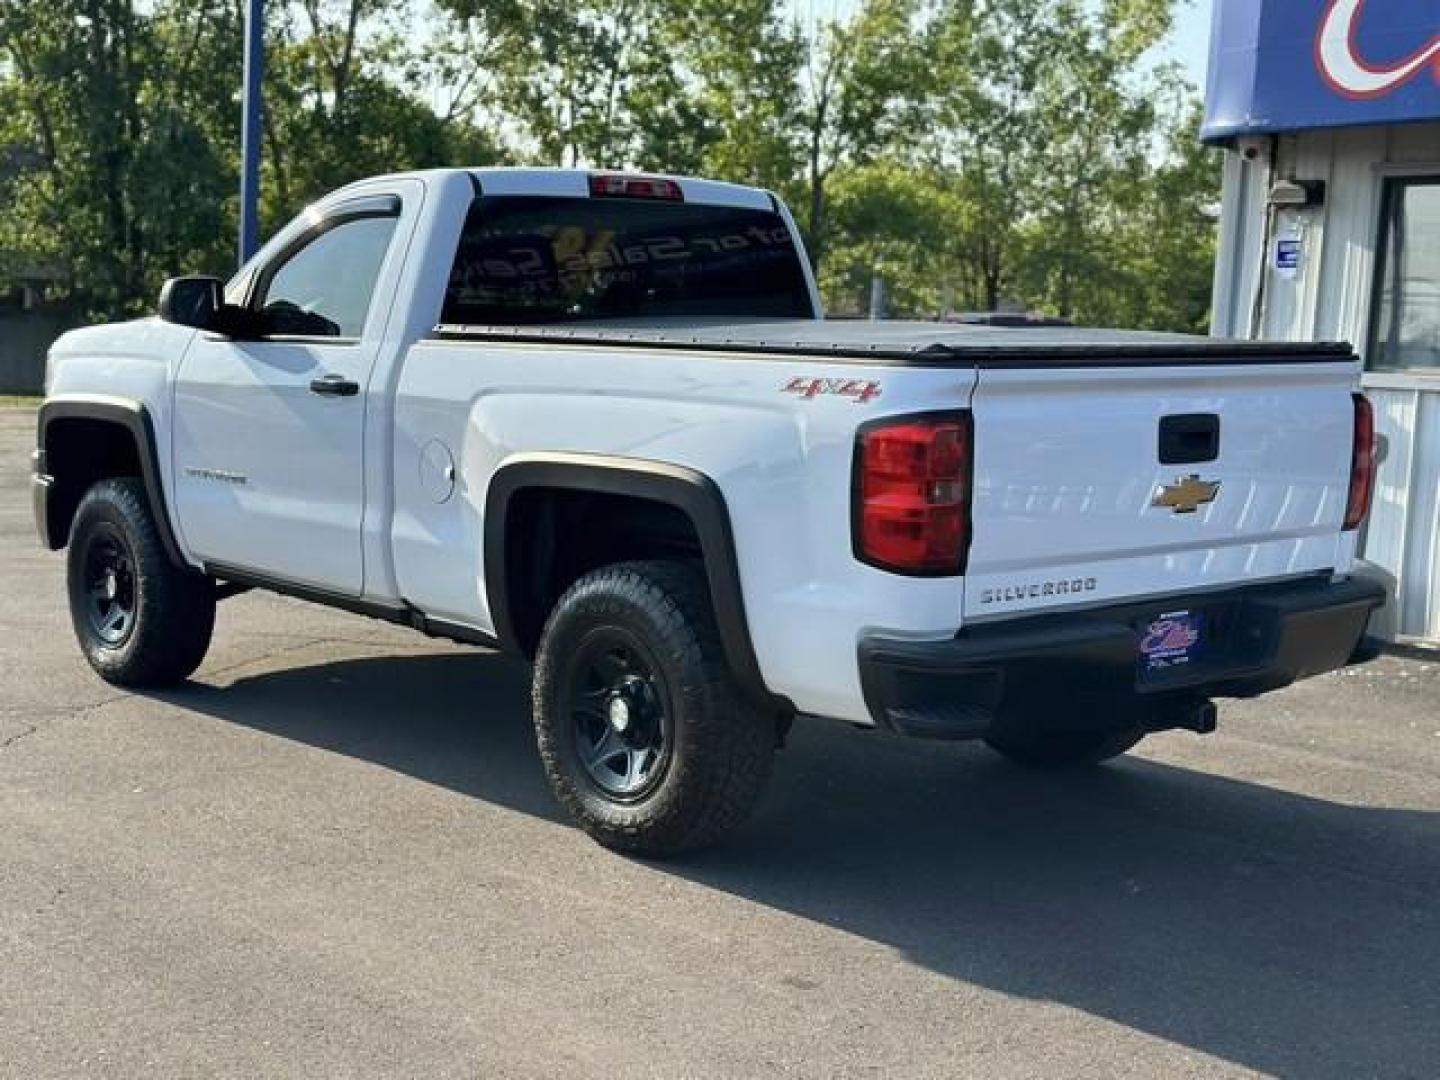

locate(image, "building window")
[[1369, 177, 1440, 373]]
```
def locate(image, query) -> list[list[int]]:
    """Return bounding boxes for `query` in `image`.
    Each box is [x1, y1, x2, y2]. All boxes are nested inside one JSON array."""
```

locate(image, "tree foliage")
[[0, 0, 239, 314], [0, 0, 492, 317], [0, 0, 1219, 330]]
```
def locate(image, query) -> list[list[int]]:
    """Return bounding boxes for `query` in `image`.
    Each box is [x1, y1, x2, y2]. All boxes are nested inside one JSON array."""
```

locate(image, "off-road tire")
[[532, 560, 775, 856], [66, 478, 215, 687], [984, 724, 1145, 768]]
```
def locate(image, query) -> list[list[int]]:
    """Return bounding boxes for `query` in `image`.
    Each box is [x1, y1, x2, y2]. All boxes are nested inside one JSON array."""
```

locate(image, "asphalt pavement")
[[1, 405, 1437, 1079]]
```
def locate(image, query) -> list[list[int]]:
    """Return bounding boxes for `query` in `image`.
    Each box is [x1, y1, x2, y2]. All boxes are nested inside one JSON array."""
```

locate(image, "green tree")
[[439, 0, 659, 167], [1017, 0, 1179, 320], [791, 0, 938, 269], [1037, 95, 1219, 332], [0, 0, 1219, 333], [432, 0, 801, 188], [819, 161, 964, 316], [0, 0, 239, 315], [0, 0, 500, 317], [924, 0, 1065, 310], [909, 0, 1216, 322], [255, 0, 500, 229], [628, 0, 803, 188]]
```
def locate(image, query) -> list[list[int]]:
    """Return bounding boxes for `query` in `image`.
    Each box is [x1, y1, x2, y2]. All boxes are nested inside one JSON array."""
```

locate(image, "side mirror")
[[157, 276, 223, 329]]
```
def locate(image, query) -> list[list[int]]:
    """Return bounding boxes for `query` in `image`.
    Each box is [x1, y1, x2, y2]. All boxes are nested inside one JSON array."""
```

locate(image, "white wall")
[[1211, 122, 1440, 643]]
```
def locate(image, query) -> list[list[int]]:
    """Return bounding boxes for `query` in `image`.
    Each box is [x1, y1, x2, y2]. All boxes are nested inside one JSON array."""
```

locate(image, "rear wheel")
[[532, 560, 775, 856], [984, 724, 1145, 768], [66, 478, 215, 687]]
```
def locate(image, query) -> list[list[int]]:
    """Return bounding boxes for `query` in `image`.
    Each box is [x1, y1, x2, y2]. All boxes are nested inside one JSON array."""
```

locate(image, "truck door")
[[172, 194, 404, 595]]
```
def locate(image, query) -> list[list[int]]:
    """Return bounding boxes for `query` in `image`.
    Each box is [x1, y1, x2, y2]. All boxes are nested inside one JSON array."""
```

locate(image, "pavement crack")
[[0, 693, 132, 755], [0, 721, 38, 752]]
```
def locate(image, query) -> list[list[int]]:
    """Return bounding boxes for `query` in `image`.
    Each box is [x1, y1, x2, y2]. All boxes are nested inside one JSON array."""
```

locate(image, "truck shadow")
[[161, 650, 1440, 1079]]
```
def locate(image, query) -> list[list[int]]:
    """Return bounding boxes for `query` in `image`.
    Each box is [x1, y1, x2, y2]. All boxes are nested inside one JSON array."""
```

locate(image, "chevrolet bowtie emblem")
[[1152, 475, 1221, 514]]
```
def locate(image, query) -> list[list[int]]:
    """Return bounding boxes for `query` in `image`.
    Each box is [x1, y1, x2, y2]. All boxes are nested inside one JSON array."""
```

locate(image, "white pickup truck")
[[34, 167, 1384, 854]]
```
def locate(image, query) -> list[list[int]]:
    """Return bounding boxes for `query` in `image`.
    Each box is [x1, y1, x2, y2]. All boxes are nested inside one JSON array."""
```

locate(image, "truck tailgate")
[[964, 359, 1359, 620]]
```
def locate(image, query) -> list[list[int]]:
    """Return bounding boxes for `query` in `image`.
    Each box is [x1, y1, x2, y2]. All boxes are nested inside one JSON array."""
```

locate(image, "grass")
[[0, 395, 42, 408]]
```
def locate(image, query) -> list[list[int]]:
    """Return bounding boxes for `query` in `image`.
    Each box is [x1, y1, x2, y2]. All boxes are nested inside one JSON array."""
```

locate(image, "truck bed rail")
[[428, 321, 1357, 368]]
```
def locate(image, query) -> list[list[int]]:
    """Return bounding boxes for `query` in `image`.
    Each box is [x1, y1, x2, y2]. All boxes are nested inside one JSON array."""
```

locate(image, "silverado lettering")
[[980, 578, 1099, 605]]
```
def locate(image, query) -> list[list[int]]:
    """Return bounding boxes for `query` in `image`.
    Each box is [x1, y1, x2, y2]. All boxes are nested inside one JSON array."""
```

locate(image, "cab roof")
[[334, 167, 776, 211]]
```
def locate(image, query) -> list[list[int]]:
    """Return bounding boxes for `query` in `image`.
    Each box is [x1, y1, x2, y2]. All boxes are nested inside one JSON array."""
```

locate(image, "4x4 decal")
[[781, 376, 882, 404]]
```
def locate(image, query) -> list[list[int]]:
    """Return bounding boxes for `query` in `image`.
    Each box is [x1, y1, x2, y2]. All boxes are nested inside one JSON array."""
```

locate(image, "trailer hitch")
[[1147, 696, 1218, 736]]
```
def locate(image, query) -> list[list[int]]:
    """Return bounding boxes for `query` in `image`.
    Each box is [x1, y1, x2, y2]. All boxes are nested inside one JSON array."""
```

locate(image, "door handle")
[[309, 373, 359, 398]]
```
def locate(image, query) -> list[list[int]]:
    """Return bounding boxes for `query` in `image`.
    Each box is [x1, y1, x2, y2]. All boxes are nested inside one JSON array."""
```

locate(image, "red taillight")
[[854, 413, 972, 575], [1344, 392, 1377, 531], [588, 173, 684, 201]]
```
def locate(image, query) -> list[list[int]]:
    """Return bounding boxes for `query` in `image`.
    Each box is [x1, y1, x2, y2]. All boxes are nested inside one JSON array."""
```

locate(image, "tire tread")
[[66, 478, 215, 687], [532, 560, 774, 856]]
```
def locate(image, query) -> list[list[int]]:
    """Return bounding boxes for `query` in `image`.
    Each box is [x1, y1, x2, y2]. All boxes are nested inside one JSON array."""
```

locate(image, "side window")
[[256, 214, 399, 338]]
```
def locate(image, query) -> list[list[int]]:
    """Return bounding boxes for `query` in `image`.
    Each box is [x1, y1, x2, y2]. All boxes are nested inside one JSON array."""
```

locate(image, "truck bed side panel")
[[391, 341, 976, 723]]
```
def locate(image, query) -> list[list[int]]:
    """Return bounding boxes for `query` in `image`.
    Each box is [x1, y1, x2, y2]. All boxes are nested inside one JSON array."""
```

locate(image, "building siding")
[[1212, 122, 1440, 642]]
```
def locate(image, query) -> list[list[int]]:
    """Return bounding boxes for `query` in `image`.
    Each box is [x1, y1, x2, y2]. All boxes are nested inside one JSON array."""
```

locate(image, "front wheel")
[[532, 561, 775, 856], [66, 478, 216, 687]]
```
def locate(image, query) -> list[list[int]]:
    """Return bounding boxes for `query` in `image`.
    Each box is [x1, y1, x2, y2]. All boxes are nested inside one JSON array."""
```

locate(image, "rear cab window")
[[440, 195, 814, 325]]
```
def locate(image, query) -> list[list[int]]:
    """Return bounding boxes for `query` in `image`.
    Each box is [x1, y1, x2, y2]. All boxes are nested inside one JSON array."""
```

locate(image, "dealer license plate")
[[1137, 610, 1205, 681]]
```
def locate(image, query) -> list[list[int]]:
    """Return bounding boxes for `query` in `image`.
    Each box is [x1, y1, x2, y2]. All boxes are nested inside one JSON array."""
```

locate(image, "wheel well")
[[502, 487, 702, 657], [42, 418, 144, 548]]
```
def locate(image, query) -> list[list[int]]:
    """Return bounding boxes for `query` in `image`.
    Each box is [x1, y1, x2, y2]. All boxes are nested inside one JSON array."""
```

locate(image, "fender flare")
[[483, 452, 784, 712], [36, 395, 186, 567]]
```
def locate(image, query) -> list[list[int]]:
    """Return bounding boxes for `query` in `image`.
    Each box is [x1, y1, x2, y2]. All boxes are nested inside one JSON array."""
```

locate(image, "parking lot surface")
[[1, 406, 1437, 1078]]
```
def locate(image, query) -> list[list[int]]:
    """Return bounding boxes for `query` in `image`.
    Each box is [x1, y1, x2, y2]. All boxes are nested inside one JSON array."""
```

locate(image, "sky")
[[1154, 1, 1214, 92]]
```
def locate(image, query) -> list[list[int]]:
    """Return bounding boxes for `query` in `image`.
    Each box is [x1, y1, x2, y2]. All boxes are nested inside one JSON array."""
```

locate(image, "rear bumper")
[[858, 575, 1387, 739]]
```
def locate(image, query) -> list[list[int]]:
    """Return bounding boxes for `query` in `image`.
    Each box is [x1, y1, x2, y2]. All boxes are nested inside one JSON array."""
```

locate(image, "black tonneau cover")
[[428, 318, 1356, 367]]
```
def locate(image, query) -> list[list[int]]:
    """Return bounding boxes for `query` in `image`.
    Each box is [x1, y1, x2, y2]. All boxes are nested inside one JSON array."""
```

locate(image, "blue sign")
[[1276, 239, 1302, 271], [1203, 0, 1440, 142]]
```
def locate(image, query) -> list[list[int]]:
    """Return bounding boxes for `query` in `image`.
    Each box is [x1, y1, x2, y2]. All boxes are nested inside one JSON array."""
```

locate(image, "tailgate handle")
[[1159, 414, 1219, 465]]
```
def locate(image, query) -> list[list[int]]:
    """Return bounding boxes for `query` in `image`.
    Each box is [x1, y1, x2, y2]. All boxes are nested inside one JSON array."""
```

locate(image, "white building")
[[1205, 0, 1440, 644]]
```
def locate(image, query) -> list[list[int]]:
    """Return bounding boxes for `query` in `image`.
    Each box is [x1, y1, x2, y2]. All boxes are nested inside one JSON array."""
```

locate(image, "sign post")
[[238, 0, 264, 265]]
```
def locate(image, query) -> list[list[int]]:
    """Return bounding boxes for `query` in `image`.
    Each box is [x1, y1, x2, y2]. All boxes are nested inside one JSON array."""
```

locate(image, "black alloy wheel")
[[531, 560, 777, 856], [80, 524, 138, 647], [567, 629, 673, 800]]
